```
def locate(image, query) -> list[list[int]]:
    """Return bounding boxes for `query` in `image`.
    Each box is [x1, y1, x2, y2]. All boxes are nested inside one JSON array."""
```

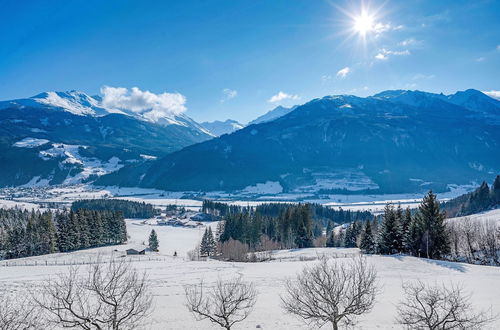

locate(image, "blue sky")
[[0, 0, 499, 123]]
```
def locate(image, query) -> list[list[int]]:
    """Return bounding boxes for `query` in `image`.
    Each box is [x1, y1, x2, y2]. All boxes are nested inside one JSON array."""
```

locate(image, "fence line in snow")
[[0, 256, 178, 267]]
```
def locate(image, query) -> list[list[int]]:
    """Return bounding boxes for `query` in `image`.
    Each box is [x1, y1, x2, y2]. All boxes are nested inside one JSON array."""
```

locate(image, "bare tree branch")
[[396, 280, 497, 329], [0, 292, 46, 330], [281, 256, 378, 330], [35, 258, 152, 330], [185, 277, 257, 329]]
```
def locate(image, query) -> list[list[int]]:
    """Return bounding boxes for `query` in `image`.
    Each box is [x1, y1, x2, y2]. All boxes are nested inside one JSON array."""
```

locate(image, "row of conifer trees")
[[0, 208, 127, 260], [328, 191, 450, 259]]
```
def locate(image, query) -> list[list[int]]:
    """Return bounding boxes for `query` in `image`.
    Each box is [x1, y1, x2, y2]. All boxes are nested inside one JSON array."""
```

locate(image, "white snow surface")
[[447, 208, 500, 226], [0, 199, 41, 210], [13, 137, 50, 148], [37, 144, 124, 185], [0, 217, 499, 329], [35, 91, 103, 116], [242, 181, 284, 194]]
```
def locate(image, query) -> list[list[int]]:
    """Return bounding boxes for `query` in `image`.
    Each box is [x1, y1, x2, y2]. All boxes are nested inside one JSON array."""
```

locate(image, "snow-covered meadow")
[[1, 214, 500, 329]]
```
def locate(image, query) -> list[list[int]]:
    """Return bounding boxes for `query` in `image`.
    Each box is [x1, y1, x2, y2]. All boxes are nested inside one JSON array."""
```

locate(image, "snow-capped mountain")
[[0, 91, 214, 134], [0, 91, 213, 187], [373, 89, 500, 121], [109, 89, 500, 194], [248, 105, 298, 125], [200, 119, 244, 136]]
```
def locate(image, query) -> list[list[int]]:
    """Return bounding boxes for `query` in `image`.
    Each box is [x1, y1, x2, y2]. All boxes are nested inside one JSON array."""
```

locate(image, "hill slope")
[[126, 90, 500, 194], [0, 91, 213, 186]]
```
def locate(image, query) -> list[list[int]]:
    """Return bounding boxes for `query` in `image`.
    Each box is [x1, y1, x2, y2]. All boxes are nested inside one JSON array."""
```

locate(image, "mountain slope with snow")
[[201, 119, 244, 136], [115, 90, 500, 194], [0, 91, 213, 187]]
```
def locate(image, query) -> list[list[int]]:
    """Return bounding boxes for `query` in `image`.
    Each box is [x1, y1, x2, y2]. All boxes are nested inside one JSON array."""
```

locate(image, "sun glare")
[[353, 11, 374, 36]]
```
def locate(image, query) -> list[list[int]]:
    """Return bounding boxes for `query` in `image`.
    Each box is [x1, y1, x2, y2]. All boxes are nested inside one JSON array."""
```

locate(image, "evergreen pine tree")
[[206, 227, 216, 256], [200, 228, 211, 257], [344, 221, 361, 248], [326, 230, 336, 248], [414, 191, 450, 259], [407, 216, 421, 256], [326, 221, 333, 235], [401, 207, 412, 253], [378, 204, 403, 254], [492, 175, 500, 205], [360, 220, 376, 254], [149, 229, 159, 251], [469, 182, 490, 213]]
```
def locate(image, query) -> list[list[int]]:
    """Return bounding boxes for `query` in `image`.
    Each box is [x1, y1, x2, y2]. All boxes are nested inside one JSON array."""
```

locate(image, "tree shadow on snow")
[[380, 254, 467, 273], [420, 258, 467, 273]]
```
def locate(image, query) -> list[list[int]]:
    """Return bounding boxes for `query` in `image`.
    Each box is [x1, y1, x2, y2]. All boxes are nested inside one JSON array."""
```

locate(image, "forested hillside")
[[202, 200, 372, 224], [442, 175, 500, 217], [72, 199, 157, 219], [0, 208, 126, 260]]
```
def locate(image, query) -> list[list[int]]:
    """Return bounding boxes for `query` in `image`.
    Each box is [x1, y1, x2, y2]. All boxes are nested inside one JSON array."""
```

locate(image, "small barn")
[[126, 248, 146, 255]]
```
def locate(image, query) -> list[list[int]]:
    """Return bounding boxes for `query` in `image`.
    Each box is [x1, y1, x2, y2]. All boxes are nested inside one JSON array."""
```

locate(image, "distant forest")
[[72, 199, 157, 219], [441, 175, 500, 217], [0, 208, 127, 260], [202, 200, 372, 225]]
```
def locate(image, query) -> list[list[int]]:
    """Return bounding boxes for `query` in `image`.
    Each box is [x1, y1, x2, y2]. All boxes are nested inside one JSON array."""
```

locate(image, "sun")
[[353, 11, 374, 36]]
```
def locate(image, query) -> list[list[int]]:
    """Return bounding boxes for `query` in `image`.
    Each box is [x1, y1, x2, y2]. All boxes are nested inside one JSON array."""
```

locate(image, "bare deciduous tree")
[[447, 218, 500, 265], [36, 258, 152, 330], [281, 256, 378, 330], [218, 239, 249, 262], [0, 293, 46, 330], [185, 277, 257, 329], [396, 281, 496, 330]]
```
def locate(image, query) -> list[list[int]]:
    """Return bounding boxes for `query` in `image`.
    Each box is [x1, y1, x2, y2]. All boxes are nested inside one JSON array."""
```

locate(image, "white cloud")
[[374, 48, 410, 60], [399, 38, 423, 47], [220, 88, 237, 102], [268, 91, 300, 103], [476, 57, 485, 62], [483, 90, 500, 100], [496, 45, 500, 51], [369, 22, 404, 37], [100, 86, 186, 117], [336, 67, 351, 79], [412, 73, 435, 80]]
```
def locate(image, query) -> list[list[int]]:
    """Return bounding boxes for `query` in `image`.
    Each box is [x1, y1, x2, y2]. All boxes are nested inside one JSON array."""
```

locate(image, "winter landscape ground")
[[0, 207, 499, 329], [2, 1, 500, 329]]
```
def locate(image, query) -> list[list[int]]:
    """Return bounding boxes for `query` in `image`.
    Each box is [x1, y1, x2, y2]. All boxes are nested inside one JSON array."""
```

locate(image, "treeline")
[[218, 204, 319, 251], [201, 200, 249, 217], [442, 175, 500, 217], [0, 208, 127, 260], [202, 200, 372, 225], [72, 199, 157, 219], [330, 190, 500, 265], [329, 191, 449, 259]]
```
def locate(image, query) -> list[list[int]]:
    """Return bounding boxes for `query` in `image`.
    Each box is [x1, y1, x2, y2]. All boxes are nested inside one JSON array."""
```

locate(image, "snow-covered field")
[[0, 198, 42, 210], [447, 208, 500, 226], [1, 216, 500, 329], [0, 182, 479, 215]]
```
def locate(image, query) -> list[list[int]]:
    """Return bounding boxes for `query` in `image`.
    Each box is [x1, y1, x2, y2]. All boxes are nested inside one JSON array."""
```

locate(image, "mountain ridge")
[[106, 89, 500, 195], [0, 90, 213, 187]]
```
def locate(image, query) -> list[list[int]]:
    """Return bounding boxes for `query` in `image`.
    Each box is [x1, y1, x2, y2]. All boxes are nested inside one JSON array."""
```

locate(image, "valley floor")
[[1, 215, 500, 329]]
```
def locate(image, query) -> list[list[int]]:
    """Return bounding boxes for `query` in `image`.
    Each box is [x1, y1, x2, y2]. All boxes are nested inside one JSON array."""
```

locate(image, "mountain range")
[[2, 89, 499, 195], [0, 91, 212, 186], [102, 89, 499, 195]]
